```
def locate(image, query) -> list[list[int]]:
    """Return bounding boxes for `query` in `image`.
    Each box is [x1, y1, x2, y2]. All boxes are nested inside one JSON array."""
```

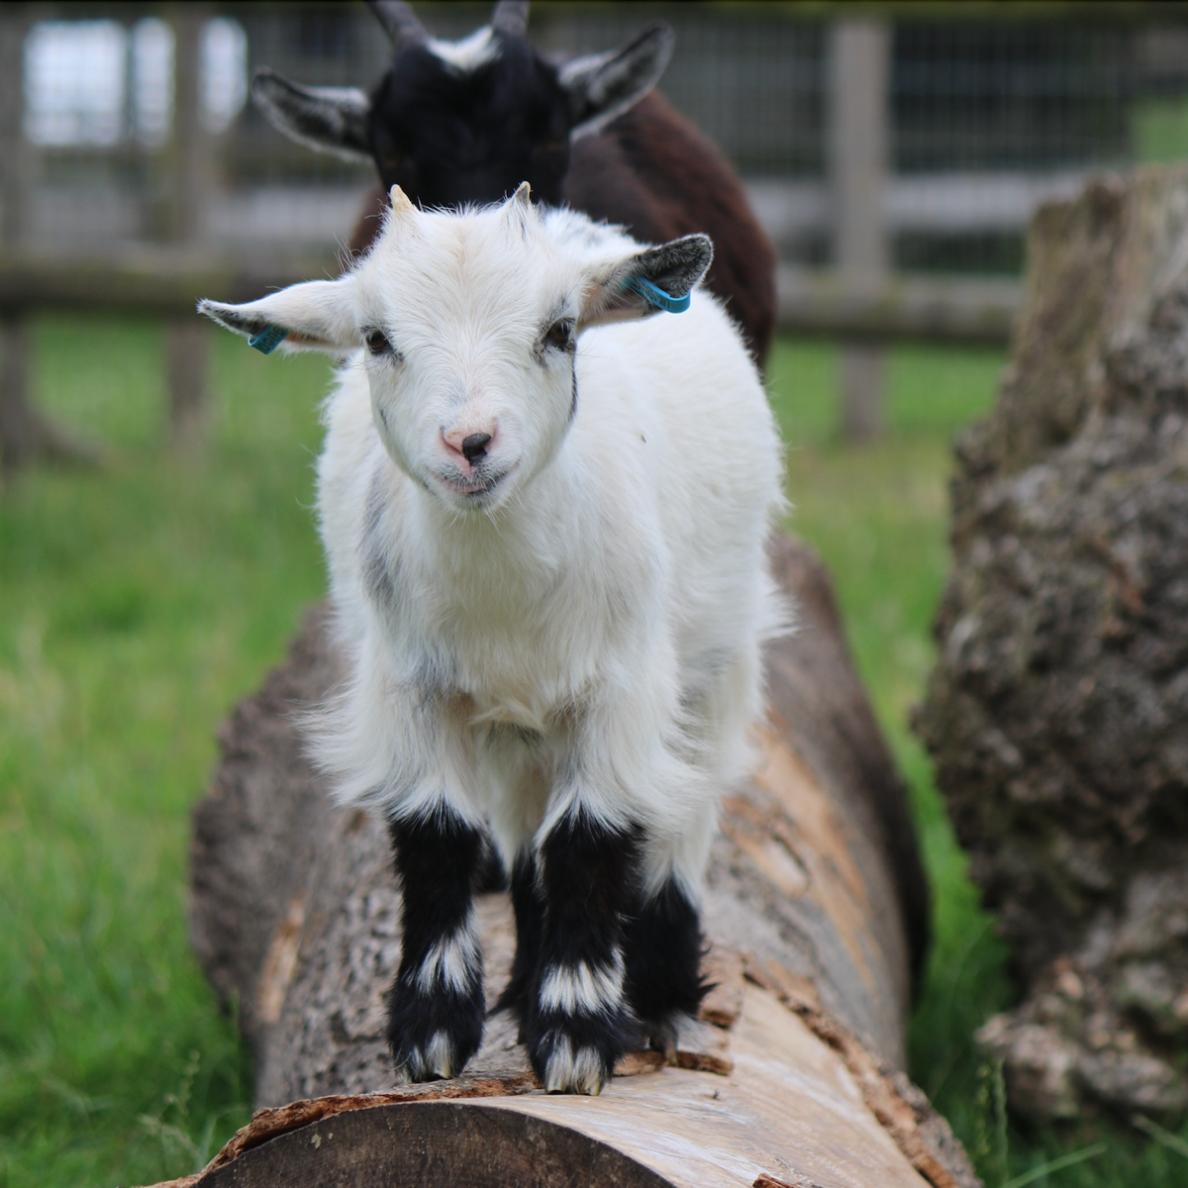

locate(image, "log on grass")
[[914, 168, 1188, 1121], [179, 535, 974, 1187]]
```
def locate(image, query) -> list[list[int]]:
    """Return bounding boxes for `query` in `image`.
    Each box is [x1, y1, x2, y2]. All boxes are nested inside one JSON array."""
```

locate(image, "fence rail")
[[0, 252, 1021, 348]]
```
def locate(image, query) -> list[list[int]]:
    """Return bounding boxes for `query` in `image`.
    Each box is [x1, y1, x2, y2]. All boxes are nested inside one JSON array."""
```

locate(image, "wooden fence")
[[4, 4, 1130, 471]]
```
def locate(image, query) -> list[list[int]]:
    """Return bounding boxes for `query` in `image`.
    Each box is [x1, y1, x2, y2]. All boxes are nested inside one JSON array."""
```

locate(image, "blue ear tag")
[[248, 323, 288, 355], [625, 276, 691, 314]]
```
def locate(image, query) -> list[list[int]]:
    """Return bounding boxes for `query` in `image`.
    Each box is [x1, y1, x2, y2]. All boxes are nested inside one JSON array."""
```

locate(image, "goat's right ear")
[[197, 278, 358, 357], [579, 234, 713, 329], [560, 24, 674, 140], [252, 68, 372, 163]]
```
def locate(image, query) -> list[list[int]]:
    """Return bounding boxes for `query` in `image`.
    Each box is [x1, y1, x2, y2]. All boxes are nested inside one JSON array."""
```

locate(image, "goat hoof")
[[642, 1013, 683, 1062], [527, 1024, 623, 1095], [391, 1031, 459, 1083], [387, 985, 484, 1083]]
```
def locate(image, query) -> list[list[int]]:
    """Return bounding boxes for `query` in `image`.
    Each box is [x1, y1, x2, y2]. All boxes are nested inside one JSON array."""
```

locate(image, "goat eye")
[[543, 319, 574, 353], [365, 329, 392, 356]]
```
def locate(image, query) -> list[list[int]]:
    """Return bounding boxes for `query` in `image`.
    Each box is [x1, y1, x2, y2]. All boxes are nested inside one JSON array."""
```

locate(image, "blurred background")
[[9, 1, 1188, 450], [12, 3, 1188, 264], [3, 3, 1188, 1187]]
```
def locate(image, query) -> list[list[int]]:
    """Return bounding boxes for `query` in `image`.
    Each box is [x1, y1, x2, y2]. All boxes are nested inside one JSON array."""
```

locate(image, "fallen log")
[[175, 535, 973, 1187], [915, 167, 1188, 1120]]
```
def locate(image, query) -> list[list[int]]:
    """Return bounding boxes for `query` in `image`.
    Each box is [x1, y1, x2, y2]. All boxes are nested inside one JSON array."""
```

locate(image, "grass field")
[[2, 318, 1186, 1187]]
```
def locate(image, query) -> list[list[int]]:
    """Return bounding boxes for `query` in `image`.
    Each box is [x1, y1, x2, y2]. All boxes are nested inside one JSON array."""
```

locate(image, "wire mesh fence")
[[6, 2, 1188, 277]]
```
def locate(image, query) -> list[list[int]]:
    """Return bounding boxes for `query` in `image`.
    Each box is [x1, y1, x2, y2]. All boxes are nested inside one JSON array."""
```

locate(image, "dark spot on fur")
[[360, 467, 400, 608]]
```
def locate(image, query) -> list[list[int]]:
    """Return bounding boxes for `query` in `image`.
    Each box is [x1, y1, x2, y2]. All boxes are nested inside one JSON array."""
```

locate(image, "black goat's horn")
[[491, 1, 529, 36], [367, 0, 428, 47]]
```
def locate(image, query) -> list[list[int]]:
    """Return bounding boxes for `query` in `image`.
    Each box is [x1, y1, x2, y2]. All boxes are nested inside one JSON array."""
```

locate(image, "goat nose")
[[460, 432, 492, 463], [442, 425, 498, 465]]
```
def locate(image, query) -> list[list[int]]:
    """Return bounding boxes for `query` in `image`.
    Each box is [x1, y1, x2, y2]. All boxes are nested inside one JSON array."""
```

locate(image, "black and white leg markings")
[[623, 878, 706, 1056], [386, 811, 485, 1083], [522, 814, 642, 1095]]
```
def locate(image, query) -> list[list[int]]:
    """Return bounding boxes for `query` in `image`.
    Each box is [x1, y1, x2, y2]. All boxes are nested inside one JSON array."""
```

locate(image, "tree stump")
[[914, 168, 1188, 1120], [175, 536, 974, 1187]]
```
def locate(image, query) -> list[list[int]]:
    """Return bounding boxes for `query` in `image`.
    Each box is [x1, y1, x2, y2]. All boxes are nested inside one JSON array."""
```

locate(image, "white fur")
[[394, 1029, 458, 1083], [543, 1035, 608, 1095], [200, 192, 786, 902], [538, 956, 625, 1015], [415, 918, 480, 993], [429, 27, 499, 73]]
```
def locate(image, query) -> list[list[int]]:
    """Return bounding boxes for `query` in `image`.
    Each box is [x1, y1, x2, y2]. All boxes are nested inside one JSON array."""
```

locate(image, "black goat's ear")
[[580, 234, 714, 329], [252, 68, 372, 163], [559, 24, 674, 140]]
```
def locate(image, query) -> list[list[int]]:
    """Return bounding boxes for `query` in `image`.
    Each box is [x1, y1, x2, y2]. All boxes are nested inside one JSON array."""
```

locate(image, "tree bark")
[[914, 167, 1188, 1121], [176, 536, 972, 1187]]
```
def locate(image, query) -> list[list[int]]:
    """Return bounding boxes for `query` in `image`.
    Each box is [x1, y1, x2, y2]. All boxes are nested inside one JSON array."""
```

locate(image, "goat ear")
[[197, 279, 359, 357], [252, 68, 372, 163], [559, 24, 674, 140], [580, 234, 713, 329]]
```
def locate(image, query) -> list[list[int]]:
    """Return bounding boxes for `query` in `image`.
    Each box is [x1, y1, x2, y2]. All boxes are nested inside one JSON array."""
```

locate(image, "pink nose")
[[442, 426, 497, 466]]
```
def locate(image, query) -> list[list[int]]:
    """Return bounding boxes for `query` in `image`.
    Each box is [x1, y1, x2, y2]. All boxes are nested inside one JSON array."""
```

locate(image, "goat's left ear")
[[197, 278, 359, 357], [252, 68, 372, 163], [560, 24, 674, 140], [580, 234, 713, 330]]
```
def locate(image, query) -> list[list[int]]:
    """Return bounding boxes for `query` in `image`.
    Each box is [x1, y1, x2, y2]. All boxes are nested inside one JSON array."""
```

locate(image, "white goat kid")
[[199, 183, 785, 1096]]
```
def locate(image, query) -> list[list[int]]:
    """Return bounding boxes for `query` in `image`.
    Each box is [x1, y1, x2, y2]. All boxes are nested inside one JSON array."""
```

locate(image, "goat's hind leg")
[[494, 849, 545, 1039], [621, 648, 758, 1050], [386, 809, 485, 1081], [623, 875, 706, 1057]]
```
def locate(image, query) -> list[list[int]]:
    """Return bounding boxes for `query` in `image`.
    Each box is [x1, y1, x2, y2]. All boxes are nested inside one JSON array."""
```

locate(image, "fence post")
[[164, 3, 214, 454], [0, 4, 98, 479], [829, 18, 891, 441], [0, 7, 31, 480]]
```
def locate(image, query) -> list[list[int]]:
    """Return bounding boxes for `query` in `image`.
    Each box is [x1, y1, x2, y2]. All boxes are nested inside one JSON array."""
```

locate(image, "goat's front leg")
[[386, 809, 485, 1082], [523, 810, 642, 1094]]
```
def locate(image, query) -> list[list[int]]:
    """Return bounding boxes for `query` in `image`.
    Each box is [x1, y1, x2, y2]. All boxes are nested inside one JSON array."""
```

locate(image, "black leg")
[[474, 833, 509, 894], [523, 813, 642, 1095], [494, 849, 545, 1035], [386, 810, 485, 1082], [623, 878, 706, 1056]]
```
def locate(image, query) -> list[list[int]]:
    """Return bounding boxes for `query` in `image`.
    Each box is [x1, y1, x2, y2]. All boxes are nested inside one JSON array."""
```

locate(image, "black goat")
[[252, 0, 777, 365]]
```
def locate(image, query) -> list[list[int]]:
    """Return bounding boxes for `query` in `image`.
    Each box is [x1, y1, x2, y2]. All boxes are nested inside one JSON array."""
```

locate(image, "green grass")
[[1133, 97, 1188, 167], [1, 318, 329, 1187], [2, 320, 1185, 1186]]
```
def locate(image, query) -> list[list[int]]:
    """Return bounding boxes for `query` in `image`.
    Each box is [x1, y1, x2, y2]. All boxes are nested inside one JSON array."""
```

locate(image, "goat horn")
[[389, 185, 417, 218], [367, 1, 428, 47], [491, 1, 529, 36]]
